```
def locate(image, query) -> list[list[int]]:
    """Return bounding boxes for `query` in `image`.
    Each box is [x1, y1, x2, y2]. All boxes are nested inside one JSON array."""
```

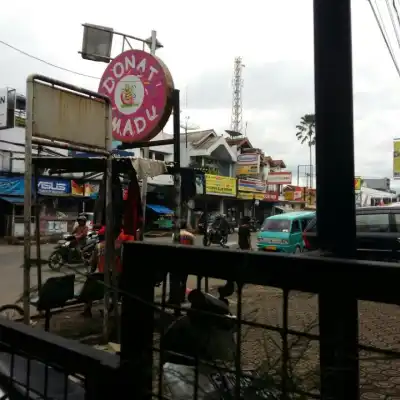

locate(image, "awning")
[[0, 196, 25, 205], [147, 204, 174, 214]]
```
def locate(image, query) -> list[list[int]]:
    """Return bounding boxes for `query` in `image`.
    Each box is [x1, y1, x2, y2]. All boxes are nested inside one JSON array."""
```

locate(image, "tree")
[[296, 114, 316, 188]]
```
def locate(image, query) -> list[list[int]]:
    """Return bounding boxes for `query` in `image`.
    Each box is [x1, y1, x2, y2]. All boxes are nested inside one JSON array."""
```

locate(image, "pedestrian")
[[218, 216, 252, 299], [238, 216, 252, 250], [169, 221, 194, 313]]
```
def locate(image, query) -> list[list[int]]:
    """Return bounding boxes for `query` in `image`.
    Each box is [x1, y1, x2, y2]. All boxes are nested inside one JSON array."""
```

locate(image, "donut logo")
[[99, 49, 174, 143]]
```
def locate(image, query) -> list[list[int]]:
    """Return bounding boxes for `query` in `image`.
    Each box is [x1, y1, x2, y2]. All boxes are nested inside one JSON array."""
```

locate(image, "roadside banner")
[[394, 139, 400, 179], [236, 154, 260, 176], [205, 175, 236, 197], [354, 177, 362, 191]]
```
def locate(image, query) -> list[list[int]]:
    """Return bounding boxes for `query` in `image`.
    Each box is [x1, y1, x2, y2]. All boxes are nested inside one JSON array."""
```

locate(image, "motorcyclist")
[[72, 215, 88, 254], [211, 214, 229, 244]]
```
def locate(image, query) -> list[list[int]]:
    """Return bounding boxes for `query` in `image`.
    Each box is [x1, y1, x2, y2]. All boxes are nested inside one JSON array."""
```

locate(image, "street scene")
[[0, 0, 400, 399], [0, 232, 258, 306]]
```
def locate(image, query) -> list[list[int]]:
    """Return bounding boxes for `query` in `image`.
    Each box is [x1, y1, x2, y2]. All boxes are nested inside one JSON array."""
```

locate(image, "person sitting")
[[211, 214, 229, 244], [72, 215, 88, 255]]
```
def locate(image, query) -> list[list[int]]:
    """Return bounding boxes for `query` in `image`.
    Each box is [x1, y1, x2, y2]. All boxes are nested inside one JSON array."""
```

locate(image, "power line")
[[368, 0, 400, 78], [0, 39, 100, 80], [386, 0, 400, 47]]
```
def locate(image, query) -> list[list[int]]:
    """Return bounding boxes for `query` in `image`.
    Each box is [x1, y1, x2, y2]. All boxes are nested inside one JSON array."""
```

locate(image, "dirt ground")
[[38, 283, 400, 400]]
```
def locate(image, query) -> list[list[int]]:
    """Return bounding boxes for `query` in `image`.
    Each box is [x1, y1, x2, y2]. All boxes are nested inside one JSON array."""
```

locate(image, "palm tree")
[[296, 114, 316, 188]]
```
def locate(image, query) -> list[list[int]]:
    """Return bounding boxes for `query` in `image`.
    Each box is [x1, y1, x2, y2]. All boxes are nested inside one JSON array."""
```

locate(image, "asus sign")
[[37, 180, 70, 195]]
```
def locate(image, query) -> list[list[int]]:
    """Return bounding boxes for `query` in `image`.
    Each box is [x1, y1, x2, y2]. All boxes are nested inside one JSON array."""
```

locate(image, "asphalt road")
[[0, 232, 257, 306]]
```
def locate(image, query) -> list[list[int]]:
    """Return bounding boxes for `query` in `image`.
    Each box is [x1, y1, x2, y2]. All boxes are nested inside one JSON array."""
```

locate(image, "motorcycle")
[[249, 218, 261, 232], [203, 225, 228, 248], [162, 289, 279, 399], [48, 231, 98, 272]]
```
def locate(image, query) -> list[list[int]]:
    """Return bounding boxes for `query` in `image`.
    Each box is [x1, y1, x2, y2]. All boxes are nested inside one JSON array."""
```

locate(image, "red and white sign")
[[264, 191, 279, 201], [266, 172, 292, 185], [99, 49, 174, 143]]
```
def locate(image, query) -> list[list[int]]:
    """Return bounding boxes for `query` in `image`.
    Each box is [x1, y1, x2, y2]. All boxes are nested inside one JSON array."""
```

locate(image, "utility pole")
[[140, 30, 157, 236]]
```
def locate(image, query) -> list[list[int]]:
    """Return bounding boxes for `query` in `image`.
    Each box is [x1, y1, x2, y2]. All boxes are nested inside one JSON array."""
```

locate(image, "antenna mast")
[[230, 56, 245, 136]]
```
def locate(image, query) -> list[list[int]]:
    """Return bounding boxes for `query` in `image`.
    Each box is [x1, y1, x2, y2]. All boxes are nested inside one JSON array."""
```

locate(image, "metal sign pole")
[[140, 30, 158, 238], [104, 103, 114, 343], [23, 78, 34, 324]]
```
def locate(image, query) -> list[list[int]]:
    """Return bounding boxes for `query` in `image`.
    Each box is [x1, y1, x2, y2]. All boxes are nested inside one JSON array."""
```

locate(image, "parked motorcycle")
[[48, 231, 98, 271], [162, 289, 279, 399], [203, 225, 228, 248]]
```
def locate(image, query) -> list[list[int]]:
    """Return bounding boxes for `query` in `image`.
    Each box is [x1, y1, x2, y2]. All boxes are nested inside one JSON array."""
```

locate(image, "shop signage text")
[[238, 179, 266, 193], [0, 88, 7, 129], [205, 174, 236, 197], [236, 153, 260, 176], [394, 139, 400, 179], [0, 176, 24, 196], [71, 181, 100, 197], [266, 171, 292, 185], [237, 192, 265, 201], [37, 179, 70, 195], [354, 177, 363, 191], [264, 191, 279, 201], [99, 49, 173, 143]]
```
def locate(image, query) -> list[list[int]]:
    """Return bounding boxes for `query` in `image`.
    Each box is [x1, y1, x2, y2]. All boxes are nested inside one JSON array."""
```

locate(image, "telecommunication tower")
[[230, 56, 245, 135]]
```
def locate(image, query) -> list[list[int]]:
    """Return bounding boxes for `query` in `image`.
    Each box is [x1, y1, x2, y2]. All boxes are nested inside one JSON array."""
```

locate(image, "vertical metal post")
[[313, 0, 358, 398], [140, 30, 158, 238], [297, 165, 300, 186], [23, 77, 34, 324], [173, 89, 181, 234], [103, 102, 114, 343], [34, 164, 42, 291]]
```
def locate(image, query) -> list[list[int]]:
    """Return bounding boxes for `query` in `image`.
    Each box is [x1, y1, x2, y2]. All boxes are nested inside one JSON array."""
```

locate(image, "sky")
[[1, 0, 400, 188]]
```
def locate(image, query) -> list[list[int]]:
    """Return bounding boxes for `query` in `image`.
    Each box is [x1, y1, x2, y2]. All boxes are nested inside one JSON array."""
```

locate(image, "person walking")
[[218, 217, 252, 299], [169, 221, 195, 313]]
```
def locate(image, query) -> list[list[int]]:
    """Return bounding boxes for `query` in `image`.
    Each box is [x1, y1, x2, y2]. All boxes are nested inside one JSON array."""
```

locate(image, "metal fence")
[[0, 316, 119, 399], [119, 243, 400, 400], [0, 0, 391, 399]]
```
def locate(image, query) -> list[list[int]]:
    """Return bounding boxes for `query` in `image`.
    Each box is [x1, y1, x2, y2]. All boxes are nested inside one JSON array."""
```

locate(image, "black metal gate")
[[118, 0, 400, 399]]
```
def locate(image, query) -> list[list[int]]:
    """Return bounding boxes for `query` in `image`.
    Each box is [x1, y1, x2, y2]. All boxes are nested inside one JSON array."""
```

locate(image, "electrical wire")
[[368, 0, 400, 78], [386, 0, 400, 47], [0, 39, 100, 80], [392, 0, 400, 29]]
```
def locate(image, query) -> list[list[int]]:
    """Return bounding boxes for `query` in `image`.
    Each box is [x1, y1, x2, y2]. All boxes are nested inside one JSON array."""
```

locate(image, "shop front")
[[236, 179, 267, 221], [0, 175, 25, 237], [0, 175, 78, 238], [194, 174, 237, 229]]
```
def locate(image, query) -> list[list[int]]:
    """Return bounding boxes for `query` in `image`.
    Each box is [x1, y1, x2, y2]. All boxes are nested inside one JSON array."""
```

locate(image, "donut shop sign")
[[99, 49, 174, 143]]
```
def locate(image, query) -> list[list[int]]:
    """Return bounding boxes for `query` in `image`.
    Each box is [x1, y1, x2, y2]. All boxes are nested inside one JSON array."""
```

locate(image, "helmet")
[[77, 215, 87, 222]]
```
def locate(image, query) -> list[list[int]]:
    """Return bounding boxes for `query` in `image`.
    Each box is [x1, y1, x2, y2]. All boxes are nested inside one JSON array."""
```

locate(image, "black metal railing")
[[0, 316, 120, 399], [120, 242, 400, 399]]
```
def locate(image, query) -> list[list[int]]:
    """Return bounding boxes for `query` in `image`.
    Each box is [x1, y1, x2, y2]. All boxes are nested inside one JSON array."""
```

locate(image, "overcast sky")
[[1, 0, 399, 188]]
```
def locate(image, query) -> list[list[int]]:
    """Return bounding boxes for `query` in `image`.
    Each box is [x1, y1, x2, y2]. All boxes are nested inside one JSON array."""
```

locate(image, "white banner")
[[0, 88, 8, 129], [266, 172, 292, 185]]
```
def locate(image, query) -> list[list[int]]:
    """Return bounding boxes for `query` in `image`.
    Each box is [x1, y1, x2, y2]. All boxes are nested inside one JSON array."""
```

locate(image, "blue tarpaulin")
[[147, 204, 174, 214], [0, 196, 25, 204]]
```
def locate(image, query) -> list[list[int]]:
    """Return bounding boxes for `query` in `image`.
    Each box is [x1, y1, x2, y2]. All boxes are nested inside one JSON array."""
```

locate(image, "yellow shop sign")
[[205, 174, 237, 197], [237, 192, 265, 201]]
